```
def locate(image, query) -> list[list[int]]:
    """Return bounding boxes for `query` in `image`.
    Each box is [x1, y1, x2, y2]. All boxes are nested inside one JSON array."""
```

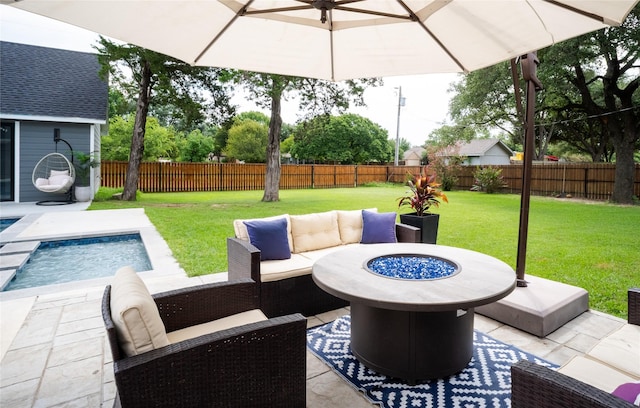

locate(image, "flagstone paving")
[[0, 274, 626, 407]]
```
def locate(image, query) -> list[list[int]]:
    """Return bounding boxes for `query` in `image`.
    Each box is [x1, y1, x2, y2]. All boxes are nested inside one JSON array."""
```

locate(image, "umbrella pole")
[[515, 53, 543, 287]]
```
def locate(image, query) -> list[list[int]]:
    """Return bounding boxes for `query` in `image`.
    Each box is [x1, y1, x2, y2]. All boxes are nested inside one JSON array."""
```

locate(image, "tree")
[[108, 88, 135, 120], [225, 120, 269, 163], [102, 115, 180, 161], [228, 72, 380, 201], [290, 114, 393, 164], [426, 124, 479, 148], [96, 38, 234, 200], [449, 64, 521, 145], [178, 129, 215, 162], [540, 7, 640, 203], [444, 5, 640, 203], [398, 138, 412, 161]]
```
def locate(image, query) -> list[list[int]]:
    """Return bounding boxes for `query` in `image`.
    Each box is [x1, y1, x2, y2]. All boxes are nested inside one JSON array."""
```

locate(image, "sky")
[[0, 6, 460, 147]]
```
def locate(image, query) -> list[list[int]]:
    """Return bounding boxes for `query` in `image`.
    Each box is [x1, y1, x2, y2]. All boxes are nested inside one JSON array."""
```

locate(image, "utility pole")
[[394, 86, 405, 166]]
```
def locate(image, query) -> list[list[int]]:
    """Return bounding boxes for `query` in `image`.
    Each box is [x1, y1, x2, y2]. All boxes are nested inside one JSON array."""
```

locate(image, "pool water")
[[0, 218, 20, 233], [5, 234, 152, 291]]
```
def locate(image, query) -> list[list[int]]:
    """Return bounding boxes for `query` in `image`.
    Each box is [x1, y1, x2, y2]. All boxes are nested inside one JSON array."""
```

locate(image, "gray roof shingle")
[[0, 41, 108, 122], [458, 138, 513, 156]]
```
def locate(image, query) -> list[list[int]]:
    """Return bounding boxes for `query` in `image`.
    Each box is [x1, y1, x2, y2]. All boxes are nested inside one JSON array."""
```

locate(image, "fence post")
[[311, 164, 315, 189], [584, 167, 588, 198], [355, 165, 358, 186]]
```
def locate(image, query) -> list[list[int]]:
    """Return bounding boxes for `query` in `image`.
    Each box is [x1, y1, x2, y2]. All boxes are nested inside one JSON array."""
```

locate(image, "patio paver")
[[0, 275, 627, 407]]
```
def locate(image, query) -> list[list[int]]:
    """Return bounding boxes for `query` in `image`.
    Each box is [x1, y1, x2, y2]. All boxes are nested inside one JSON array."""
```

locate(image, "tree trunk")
[[602, 59, 638, 204], [262, 92, 282, 202], [122, 60, 152, 201], [610, 116, 637, 204]]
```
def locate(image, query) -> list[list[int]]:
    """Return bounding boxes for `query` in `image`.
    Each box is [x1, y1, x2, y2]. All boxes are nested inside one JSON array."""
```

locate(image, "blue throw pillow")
[[360, 210, 397, 244], [244, 218, 291, 261]]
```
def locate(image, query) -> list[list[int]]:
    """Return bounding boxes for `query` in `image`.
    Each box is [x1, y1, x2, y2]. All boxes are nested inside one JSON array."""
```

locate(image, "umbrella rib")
[[542, 0, 609, 24], [194, 0, 255, 65], [334, 6, 414, 20], [243, 5, 313, 16], [395, 0, 467, 72]]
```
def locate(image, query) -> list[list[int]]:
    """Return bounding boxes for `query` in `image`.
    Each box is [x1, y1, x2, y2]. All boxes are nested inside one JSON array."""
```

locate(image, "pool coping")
[[0, 208, 187, 301]]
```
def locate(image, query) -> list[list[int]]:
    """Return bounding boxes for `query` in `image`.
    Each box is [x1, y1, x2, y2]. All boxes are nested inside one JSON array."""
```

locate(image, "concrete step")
[[0, 252, 31, 271], [0, 269, 17, 290], [0, 241, 40, 255]]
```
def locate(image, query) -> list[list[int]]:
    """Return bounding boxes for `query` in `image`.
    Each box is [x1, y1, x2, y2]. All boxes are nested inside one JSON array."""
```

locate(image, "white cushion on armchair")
[[110, 266, 170, 356]]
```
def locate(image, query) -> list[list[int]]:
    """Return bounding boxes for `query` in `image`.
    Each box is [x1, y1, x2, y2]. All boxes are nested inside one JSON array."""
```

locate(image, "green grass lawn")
[[90, 185, 639, 319]]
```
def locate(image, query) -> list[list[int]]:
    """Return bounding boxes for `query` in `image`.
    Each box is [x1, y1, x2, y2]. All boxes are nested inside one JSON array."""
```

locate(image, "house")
[[0, 41, 108, 203], [403, 147, 426, 166], [457, 138, 513, 166]]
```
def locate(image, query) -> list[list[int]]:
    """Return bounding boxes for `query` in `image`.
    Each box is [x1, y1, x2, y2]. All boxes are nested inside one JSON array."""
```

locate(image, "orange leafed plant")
[[398, 166, 448, 216]]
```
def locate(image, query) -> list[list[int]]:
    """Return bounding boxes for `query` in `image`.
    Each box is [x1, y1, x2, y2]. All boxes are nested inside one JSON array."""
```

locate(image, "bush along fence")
[[100, 161, 640, 201]]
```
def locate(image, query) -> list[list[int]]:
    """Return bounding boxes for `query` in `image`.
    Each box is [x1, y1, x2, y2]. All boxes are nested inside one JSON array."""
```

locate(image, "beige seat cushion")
[[587, 323, 640, 378], [110, 266, 170, 356], [290, 210, 341, 253], [234, 214, 294, 252], [260, 254, 314, 282], [167, 309, 268, 344], [558, 355, 637, 392]]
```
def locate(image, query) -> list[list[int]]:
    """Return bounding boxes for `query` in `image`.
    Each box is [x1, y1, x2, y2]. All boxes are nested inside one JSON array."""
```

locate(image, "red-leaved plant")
[[398, 166, 448, 216]]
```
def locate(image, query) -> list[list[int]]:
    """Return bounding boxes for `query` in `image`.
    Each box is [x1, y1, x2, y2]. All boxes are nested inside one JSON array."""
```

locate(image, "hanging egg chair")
[[31, 128, 76, 205], [32, 152, 76, 194]]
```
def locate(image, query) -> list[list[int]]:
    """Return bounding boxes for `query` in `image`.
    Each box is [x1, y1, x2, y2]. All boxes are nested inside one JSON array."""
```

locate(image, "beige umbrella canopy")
[[1, 0, 637, 81]]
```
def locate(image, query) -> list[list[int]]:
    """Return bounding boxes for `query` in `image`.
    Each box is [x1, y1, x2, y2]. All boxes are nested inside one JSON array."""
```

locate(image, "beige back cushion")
[[290, 210, 341, 253], [233, 214, 294, 252], [110, 266, 169, 356], [336, 208, 377, 244]]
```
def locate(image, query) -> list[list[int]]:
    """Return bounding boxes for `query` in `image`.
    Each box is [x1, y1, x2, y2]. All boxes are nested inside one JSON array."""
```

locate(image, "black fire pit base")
[[350, 303, 474, 384]]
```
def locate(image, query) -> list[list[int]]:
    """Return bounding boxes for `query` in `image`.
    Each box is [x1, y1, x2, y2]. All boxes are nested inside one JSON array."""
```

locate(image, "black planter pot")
[[399, 213, 440, 244]]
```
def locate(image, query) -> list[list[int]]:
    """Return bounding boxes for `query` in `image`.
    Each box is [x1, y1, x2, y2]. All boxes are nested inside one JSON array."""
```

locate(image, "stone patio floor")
[[0, 202, 628, 407]]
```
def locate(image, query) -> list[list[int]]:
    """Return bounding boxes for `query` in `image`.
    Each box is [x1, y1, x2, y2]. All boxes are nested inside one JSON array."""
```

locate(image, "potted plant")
[[397, 166, 448, 244], [73, 151, 100, 202]]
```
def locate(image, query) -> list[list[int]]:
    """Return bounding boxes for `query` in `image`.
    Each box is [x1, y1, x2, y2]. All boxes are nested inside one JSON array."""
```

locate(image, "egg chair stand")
[[32, 131, 76, 205]]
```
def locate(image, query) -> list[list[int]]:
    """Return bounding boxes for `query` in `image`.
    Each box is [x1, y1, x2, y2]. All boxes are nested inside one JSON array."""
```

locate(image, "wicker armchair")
[[102, 278, 307, 408], [511, 288, 640, 408]]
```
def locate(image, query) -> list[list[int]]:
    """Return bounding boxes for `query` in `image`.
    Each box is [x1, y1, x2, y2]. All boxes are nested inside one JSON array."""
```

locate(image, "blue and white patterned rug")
[[307, 315, 558, 408]]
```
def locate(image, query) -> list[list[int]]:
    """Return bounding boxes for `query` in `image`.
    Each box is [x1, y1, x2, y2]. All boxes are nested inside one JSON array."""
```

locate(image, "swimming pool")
[[0, 218, 20, 233], [5, 234, 152, 291]]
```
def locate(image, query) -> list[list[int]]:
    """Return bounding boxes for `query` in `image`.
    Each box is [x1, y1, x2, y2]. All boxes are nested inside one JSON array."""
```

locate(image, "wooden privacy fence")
[[101, 161, 640, 201]]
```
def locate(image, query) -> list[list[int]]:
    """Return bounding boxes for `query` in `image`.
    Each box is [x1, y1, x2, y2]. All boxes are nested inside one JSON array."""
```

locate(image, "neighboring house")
[[403, 147, 425, 166], [457, 139, 513, 166], [0, 41, 108, 203]]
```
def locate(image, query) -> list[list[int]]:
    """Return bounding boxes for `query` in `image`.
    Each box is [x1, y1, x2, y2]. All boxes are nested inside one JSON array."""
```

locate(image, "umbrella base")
[[476, 275, 588, 337]]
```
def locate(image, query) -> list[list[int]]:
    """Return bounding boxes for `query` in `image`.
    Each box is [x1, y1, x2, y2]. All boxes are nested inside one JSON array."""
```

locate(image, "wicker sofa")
[[227, 209, 420, 317], [511, 288, 640, 408], [103, 267, 307, 407]]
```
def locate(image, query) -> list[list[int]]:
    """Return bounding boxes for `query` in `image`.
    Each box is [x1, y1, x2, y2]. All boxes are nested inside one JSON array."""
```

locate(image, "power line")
[[537, 105, 639, 127]]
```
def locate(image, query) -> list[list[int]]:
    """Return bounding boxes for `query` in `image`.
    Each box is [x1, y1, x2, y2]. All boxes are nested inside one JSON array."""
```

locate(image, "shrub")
[[425, 146, 464, 191], [471, 166, 506, 193]]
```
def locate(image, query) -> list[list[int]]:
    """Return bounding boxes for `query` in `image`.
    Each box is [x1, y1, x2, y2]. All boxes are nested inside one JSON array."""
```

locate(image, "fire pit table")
[[312, 243, 516, 383]]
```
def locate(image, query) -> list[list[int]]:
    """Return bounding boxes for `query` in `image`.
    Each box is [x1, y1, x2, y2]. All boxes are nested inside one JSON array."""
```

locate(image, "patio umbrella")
[[4, 0, 638, 284], [2, 0, 637, 82]]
